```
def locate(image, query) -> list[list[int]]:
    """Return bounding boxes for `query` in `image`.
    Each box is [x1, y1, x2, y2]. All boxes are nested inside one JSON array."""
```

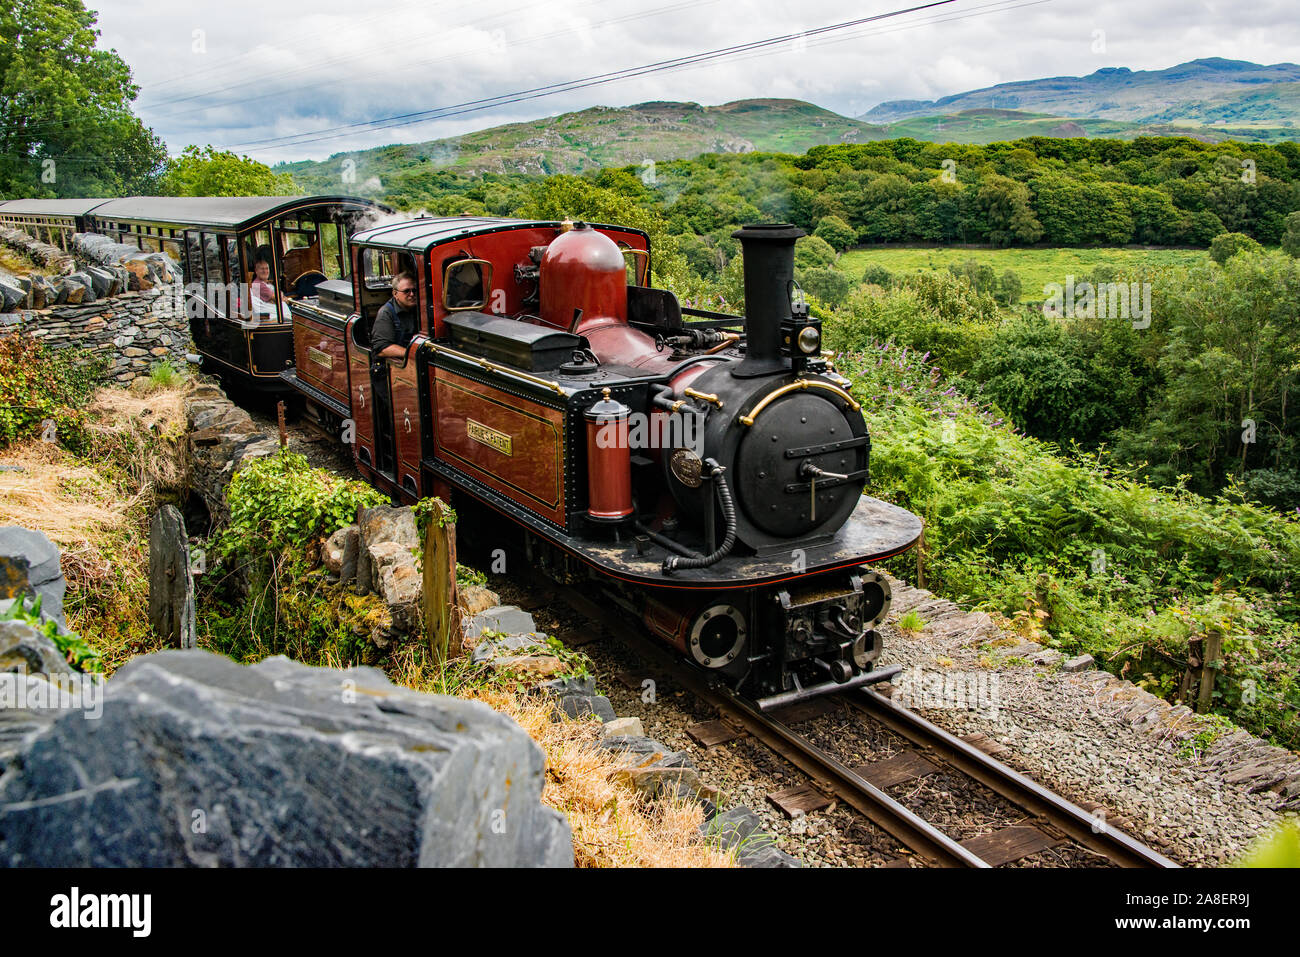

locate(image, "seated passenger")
[[371, 271, 419, 363], [249, 259, 290, 320]]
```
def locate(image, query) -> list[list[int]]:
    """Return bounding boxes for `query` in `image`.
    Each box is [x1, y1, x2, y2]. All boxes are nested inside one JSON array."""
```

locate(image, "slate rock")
[[0, 526, 66, 628], [1063, 654, 1095, 672], [0, 619, 73, 679], [464, 605, 538, 640], [470, 632, 551, 664], [699, 806, 800, 867], [554, 694, 616, 723], [0, 650, 573, 867], [147, 505, 196, 649], [322, 524, 359, 581], [601, 716, 645, 738], [540, 675, 596, 697]]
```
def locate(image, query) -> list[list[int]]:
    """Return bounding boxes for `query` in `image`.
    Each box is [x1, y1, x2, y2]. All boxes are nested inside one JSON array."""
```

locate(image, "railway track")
[[553, 583, 1179, 869]]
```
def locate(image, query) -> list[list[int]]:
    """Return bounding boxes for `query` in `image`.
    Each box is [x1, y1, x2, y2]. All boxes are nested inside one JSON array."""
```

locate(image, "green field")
[[838, 246, 1209, 302]]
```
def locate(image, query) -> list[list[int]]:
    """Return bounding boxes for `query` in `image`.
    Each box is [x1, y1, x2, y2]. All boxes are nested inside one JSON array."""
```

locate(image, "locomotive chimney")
[[731, 223, 806, 378]]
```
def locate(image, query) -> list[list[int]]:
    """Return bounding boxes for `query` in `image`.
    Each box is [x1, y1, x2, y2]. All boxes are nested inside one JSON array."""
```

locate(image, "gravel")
[[878, 579, 1291, 866]]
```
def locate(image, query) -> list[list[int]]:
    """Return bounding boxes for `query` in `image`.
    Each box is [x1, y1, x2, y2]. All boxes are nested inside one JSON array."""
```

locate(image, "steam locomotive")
[[283, 214, 922, 708], [2, 196, 923, 708]]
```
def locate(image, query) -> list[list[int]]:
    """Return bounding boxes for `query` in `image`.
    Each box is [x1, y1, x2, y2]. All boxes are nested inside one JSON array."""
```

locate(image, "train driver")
[[371, 271, 419, 362]]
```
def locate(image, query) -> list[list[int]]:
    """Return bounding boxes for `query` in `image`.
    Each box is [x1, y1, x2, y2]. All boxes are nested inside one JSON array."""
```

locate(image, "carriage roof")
[[1, 195, 388, 230], [0, 198, 113, 217]]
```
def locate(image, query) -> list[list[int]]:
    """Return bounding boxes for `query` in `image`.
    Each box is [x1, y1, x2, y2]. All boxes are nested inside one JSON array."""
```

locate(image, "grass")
[[839, 245, 1208, 303], [0, 245, 47, 278], [897, 610, 925, 633], [0, 382, 191, 671]]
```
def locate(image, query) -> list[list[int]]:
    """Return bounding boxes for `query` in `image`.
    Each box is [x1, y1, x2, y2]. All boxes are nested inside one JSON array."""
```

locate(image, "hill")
[[882, 107, 1295, 145], [862, 58, 1300, 142], [276, 99, 889, 190]]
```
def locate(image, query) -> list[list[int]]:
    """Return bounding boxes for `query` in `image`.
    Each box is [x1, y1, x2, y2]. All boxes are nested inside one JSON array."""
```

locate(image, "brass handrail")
[[739, 378, 861, 427], [424, 341, 566, 396]]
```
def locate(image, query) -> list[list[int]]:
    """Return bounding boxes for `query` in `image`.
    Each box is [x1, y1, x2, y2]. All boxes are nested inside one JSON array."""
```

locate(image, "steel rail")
[[556, 584, 988, 867], [845, 689, 1180, 868]]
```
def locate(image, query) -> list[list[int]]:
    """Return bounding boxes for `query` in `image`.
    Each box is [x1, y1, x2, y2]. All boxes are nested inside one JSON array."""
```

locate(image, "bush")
[[812, 214, 856, 252], [861, 263, 894, 287], [213, 449, 390, 563], [1208, 231, 1263, 265], [0, 332, 107, 451], [798, 266, 853, 307], [794, 234, 838, 270]]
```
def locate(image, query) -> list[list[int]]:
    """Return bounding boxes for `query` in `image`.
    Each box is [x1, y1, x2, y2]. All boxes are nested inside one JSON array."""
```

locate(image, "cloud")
[[85, 0, 1300, 163]]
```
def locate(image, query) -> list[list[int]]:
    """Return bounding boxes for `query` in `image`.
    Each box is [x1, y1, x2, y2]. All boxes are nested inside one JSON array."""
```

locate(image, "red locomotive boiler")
[[285, 215, 922, 708]]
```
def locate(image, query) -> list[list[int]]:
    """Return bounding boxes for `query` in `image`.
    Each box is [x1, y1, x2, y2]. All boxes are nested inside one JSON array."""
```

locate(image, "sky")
[[87, 0, 1300, 165]]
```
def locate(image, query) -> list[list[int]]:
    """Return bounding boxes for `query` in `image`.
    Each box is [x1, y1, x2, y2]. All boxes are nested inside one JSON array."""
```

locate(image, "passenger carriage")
[[0, 195, 388, 392]]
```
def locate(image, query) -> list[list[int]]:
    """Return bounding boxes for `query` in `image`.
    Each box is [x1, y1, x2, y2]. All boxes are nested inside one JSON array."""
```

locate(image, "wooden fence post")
[[1196, 627, 1223, 714], [422, 498, 462, 664]]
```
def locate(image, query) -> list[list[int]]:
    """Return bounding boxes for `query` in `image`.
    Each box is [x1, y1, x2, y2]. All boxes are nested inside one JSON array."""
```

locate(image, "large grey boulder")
[[0, 526, 67, 628], [0, 650, 573, 867]]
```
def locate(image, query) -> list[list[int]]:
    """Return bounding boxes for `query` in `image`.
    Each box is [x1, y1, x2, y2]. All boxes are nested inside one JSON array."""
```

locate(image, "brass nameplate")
[[307, 346, 333, 369], [467, 418, 512, 456]]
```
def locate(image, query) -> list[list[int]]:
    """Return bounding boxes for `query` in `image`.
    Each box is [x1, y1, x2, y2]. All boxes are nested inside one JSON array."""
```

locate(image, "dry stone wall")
[[0, 227, 193, 385]]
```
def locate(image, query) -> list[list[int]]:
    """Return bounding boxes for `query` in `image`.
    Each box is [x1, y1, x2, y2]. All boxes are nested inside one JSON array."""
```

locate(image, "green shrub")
[[1208, 231, 1262, 265], [213, 449, 390, 562], [0, 332, 107, 450]]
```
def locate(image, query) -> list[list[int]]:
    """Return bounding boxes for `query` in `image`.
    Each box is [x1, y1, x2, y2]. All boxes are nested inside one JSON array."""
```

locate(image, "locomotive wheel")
[[687, 604, 748, 669]]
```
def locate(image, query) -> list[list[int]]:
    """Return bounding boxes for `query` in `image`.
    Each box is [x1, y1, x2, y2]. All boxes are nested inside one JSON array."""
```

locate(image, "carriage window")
[[183, 232, 203, 284], [276, 218, 323, 295], [202, 233, 224, 288], [244, 228, 272, 284], [442, 257, 490, 311]]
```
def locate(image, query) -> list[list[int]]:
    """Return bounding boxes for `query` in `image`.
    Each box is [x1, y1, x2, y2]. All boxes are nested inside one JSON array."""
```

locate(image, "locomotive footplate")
[[427, 454, 923, 589]]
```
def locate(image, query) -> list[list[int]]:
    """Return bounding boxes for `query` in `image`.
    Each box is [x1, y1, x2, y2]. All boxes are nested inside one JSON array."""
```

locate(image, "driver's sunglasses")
[[397, 287, 417, 296]]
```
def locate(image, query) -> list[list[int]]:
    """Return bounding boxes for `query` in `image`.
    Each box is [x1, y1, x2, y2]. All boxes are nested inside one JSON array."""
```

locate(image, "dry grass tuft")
[[465, 686, 735, 868], [384, 647, 735, 868]]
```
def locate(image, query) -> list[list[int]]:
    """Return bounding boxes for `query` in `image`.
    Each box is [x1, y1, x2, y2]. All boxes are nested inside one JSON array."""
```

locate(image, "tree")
[[998, 269, 1023, 307], [158, 145, 298, 197], [1282, 211, 1300, 258], [794, 234, 838, 270], [1208, 231, 1263, 265], [0, 0, 165, 196], [812, 214, 856, 252], [797, 266, 852, 307]]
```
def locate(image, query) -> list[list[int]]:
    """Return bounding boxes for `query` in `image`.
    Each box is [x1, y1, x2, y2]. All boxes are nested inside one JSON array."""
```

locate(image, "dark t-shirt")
[[370, 298, 417, 358]]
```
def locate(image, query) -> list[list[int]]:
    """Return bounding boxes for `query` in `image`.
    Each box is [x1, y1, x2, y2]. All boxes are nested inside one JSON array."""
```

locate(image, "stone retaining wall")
[[1, 285, 194, 384]]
